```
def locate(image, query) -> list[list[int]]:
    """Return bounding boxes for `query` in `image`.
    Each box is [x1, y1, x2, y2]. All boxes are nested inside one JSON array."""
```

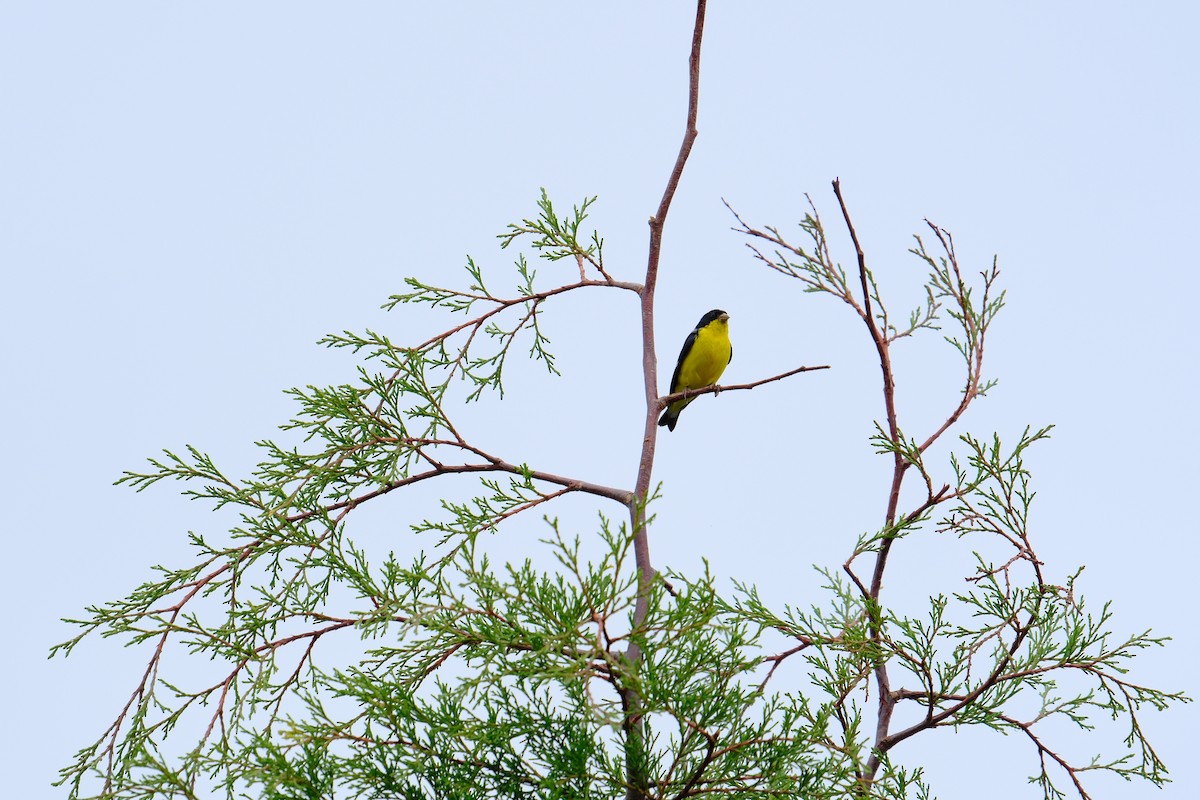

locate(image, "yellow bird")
[[658, 310, 732, 431]]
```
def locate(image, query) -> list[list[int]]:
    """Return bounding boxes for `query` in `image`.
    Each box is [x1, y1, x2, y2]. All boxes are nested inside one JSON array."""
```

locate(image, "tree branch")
[[657, 364, 830, 407], [626, 3, 708, 798], [284, 444, 632, 525]]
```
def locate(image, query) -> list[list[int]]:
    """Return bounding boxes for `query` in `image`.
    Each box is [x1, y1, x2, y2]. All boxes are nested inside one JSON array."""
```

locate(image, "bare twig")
[[756, 640, 814, 694], [657, 364, 830, 407]]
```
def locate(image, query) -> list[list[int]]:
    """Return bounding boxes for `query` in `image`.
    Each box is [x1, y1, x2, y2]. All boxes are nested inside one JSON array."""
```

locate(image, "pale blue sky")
[[3, 2, 1197, 798]]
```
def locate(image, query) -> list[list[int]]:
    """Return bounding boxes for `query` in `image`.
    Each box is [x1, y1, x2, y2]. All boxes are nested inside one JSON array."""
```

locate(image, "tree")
[[55, 3, 1185, 798]]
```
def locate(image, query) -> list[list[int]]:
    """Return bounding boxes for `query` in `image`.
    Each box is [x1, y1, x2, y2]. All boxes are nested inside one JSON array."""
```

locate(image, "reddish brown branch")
[[674, 720, 719, 799], [627, 0, 707, 665], [831, 180, 907, 790], [830, 181, 904, 590], [879, 613, 1033, 752], [284, 449, 631, 525], [756, 640, 813, 693], [625, 3, 707, 798], [1006, 713, 1093, 800], [657, 364, 830, 407], [408, 278, 640, 354]]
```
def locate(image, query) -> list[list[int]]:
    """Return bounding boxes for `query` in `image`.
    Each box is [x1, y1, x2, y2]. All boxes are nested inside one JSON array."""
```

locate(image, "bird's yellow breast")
[[676, 320, 731, 391]]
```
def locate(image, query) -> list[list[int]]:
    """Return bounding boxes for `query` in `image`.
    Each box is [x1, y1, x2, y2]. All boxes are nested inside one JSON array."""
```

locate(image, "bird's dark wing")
[[669, 328, 699, 394], [728, 344, 733, 364]]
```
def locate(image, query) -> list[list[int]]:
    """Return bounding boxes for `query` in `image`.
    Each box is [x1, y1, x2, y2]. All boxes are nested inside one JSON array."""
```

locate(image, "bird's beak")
[[719, 312, 730, 322]]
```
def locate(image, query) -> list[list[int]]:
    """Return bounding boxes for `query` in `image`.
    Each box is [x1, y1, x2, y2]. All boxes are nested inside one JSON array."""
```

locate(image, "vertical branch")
[[834, 185, 1001, 787], [623, 2, 707, 798], [831, 180, 906, 788], [629, 0, 706, 658], [831, 180, 906, 545]]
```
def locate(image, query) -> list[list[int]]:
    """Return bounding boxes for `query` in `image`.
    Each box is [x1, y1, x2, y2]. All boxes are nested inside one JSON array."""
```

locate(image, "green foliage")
[[55, 192, 1185, 800], [498, 188, 605, 270]]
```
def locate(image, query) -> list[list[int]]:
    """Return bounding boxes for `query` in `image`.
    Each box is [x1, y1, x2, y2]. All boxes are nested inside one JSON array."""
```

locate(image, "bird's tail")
[[658, 405, 681, 431]]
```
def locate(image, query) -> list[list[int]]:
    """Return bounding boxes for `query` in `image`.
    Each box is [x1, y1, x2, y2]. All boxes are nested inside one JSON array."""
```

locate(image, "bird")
[[658, 309, 732, 431]]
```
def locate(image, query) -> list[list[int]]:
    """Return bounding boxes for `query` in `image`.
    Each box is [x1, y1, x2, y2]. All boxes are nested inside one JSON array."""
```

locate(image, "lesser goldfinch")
[[658, 309, 732, 431]]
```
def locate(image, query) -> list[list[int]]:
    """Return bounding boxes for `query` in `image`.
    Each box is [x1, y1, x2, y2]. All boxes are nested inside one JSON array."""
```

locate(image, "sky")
[[3, 2, 1198, 798]]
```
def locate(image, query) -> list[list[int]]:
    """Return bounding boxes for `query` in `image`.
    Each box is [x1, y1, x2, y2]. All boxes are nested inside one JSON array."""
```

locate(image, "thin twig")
[[657, 364, 830, 407]]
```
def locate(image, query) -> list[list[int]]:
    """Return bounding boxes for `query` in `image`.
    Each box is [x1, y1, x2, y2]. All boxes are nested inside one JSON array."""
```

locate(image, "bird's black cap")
[[696, 309, 729, 327]]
